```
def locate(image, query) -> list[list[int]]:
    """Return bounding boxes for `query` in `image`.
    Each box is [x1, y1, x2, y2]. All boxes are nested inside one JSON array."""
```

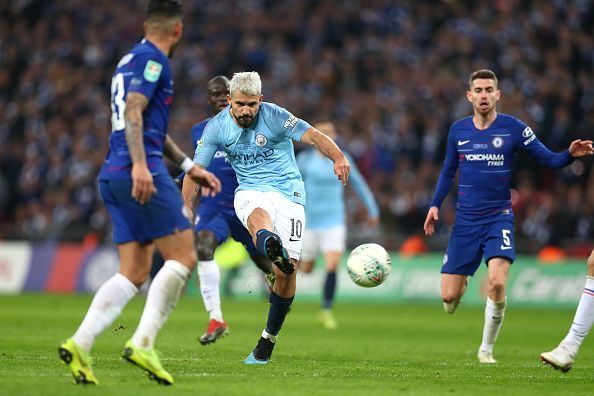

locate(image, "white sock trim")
[[262, 330, 277, 343], [114, 272, 139, 296], [164, 259, 191, 280], [487, 297, 506, 310], [198, 260, 219, 275]]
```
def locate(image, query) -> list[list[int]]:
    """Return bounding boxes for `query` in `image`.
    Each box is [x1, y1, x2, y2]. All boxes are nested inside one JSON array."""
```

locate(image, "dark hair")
[[469, 69, 498, 88], [147, 0, 182, 19], [208, 75, 230, 87]]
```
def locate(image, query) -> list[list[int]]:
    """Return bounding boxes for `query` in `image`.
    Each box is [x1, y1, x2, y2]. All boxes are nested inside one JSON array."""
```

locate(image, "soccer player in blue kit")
[[58, 0, 220, 385], [423, 69, 593, 364], [182, 75, 273, 345], [297, 121, 379, 330], [185, 71, 351, 364]]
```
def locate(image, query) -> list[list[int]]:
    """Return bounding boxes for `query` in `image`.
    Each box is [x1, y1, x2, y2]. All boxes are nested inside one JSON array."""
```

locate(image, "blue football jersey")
[[99, 39, 173, 180], [297, 150, 378, 229], [430, 113, 573, 224], [193, 102, 310, 205], [190, 118, 237, 210]]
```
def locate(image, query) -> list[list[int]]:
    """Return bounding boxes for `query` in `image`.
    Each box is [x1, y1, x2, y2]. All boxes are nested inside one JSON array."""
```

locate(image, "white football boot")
[[477, 348, 497, 364], [540, 345, 575, 372]]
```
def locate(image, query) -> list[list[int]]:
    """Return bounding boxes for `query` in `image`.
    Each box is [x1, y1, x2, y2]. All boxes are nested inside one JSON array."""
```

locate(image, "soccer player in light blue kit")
[[181, 75, 273, 345], [58, 1, 220, 385], [186, 71, 350, 364], [297, 121, 379, 330], [423, 69, 593, 364]]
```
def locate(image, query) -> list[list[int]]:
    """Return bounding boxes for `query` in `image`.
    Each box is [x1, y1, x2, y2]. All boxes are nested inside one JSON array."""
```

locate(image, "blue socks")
[[256, 229, 279, 257], [265, 291, 294, 336], [322, 271, 337, 309]]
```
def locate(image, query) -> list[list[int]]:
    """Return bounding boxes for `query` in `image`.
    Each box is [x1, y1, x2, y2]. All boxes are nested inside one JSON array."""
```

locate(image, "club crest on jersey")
[[143, 60, 163, 83], [255, 134, 268, 147], [492, 137, 503, 148]]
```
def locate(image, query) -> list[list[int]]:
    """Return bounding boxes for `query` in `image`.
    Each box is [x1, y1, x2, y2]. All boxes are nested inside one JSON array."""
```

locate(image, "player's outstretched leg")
[[58, 338, 99, 385], [540, 275, 594, 371], [256, 229, 294, 275]]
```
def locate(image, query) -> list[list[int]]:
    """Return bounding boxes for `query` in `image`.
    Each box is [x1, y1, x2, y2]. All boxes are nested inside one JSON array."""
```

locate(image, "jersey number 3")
[[111, 73, 126, 132]]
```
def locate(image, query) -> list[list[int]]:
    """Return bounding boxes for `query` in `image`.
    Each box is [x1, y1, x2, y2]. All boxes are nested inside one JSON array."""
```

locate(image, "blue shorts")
[[195, 205, 260, 256], [441, 215, 515, 276], [99, 177, 192, 245]]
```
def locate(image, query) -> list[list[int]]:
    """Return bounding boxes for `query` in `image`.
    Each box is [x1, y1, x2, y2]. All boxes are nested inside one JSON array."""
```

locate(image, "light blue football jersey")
[[297, 149, 379, 229], [193, 102, 311, 205]]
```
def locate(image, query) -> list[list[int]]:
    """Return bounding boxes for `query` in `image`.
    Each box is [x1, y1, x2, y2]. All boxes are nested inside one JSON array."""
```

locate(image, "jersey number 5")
[[111, 73, 126, 132]]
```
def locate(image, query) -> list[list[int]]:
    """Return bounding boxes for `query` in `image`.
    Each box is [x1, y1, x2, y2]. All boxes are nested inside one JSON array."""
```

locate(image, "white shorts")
[[300, 224, 346, 262], [234, 190, 305, 260]]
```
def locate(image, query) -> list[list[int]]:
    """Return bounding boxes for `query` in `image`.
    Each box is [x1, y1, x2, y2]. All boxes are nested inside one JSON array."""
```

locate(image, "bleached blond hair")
[[229, 71, 262, 97]]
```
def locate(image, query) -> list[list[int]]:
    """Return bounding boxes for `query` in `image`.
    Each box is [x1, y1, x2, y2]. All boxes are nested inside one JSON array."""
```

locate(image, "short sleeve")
[[268, 103, 311, 141], [193, 119, 220, 168], [127, 54, 164, 100]]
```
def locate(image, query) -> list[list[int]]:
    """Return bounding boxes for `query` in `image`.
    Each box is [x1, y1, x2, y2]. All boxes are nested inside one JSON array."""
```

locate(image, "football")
[[346, 243, 391, 287]]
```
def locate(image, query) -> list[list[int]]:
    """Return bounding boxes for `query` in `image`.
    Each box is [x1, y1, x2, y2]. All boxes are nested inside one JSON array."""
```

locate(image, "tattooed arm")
[[124, 92, 155, 204]]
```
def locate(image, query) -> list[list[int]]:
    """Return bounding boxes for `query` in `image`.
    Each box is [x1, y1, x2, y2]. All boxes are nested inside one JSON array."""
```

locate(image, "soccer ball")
[[346, 243, 391, 287]]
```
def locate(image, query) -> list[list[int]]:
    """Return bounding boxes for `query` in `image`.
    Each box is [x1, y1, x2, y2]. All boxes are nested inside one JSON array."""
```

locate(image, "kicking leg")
[[249, 207, 294, 275]]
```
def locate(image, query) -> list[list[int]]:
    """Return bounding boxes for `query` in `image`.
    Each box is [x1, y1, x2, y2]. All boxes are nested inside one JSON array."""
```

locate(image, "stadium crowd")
[[1, 0, 593, 254]]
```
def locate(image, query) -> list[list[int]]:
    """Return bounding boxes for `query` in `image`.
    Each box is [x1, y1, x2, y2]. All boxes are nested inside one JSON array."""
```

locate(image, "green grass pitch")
[[0, 293, 592, 395]]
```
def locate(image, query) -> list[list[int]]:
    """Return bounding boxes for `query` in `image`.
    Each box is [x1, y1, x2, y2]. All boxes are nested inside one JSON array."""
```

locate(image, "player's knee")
[[488, 278, 506, 296], [123, 267, 151, 288], [196, 232, 216, 261], [247, 208, 271, 233]]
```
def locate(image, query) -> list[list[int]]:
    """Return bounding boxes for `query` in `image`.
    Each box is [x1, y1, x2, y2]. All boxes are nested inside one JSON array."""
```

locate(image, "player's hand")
[[334, 155, 350, 185], [187, 165, 221, 197], [423, 206, 439, 236], [366, 216, 380, 227], [131, 163, 157, 204], [568, 139, 594, 157]]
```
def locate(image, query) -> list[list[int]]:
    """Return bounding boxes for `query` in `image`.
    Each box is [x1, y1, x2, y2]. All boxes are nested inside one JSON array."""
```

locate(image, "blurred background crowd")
[[1, 0, 593, 255]]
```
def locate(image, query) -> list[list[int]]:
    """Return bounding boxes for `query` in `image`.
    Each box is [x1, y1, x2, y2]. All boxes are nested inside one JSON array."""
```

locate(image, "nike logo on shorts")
[[500, 245, 513, 250], [289, 237, 300, 242]]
